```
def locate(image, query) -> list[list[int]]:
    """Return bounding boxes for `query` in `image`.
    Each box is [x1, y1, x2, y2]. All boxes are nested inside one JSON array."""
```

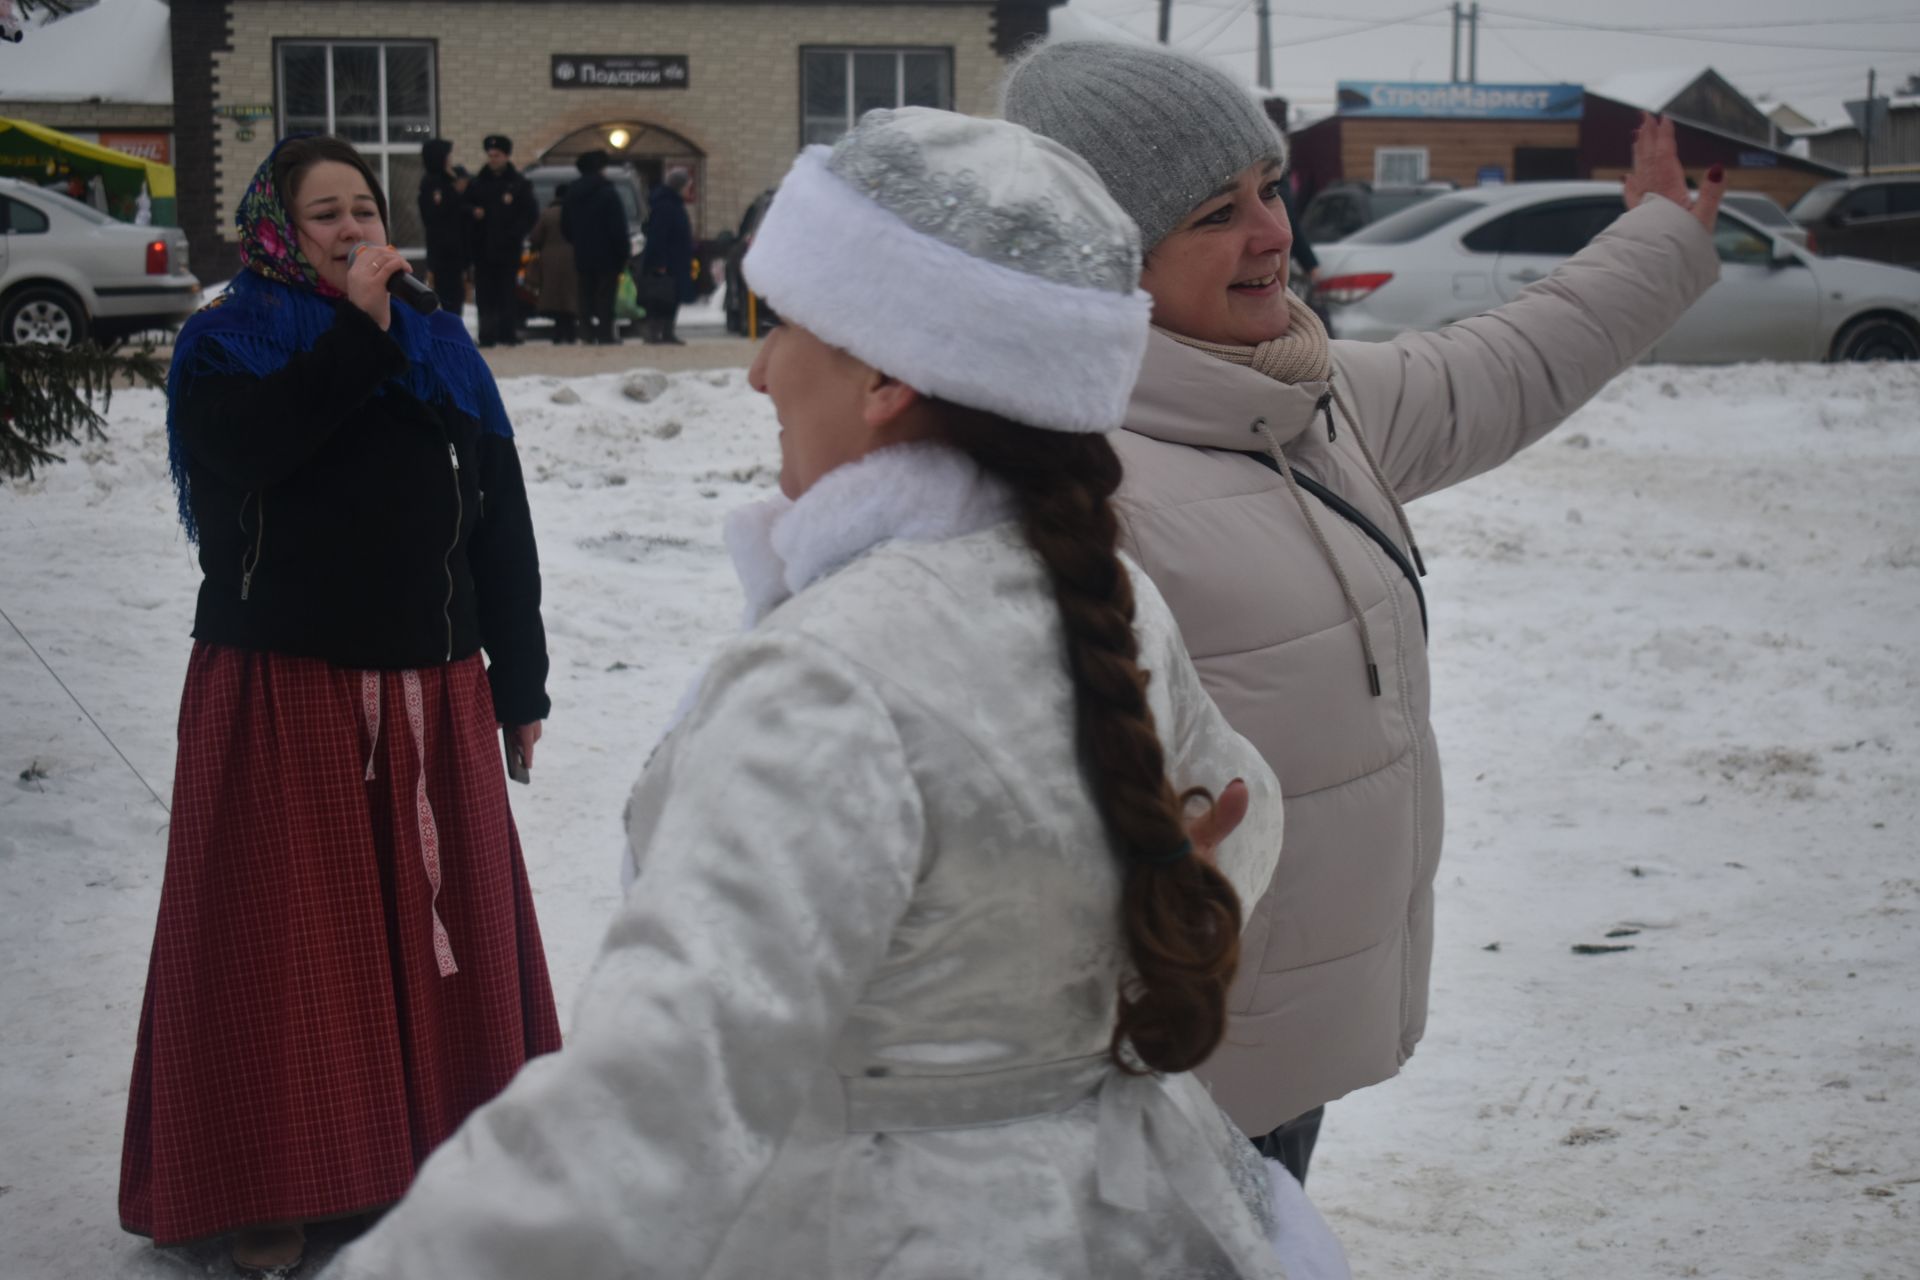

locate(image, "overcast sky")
[[1054, 0, 1920, 125]]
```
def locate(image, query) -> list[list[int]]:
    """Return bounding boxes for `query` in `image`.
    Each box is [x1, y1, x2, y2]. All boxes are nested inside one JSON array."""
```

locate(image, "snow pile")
[[2, 361, 1916, 1276]]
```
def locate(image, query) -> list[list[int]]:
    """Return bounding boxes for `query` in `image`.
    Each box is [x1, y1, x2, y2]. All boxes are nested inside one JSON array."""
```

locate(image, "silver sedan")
[[1, 176, 199, 348], [1313, 181, 1920, 362]]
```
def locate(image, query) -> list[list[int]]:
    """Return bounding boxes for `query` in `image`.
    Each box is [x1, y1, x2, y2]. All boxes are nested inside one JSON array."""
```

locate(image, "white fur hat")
[[742, 107, 1153, 434]]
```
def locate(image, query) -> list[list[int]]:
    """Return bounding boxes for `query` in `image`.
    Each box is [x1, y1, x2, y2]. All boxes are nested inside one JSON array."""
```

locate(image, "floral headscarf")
[[165, 137, 511, 542], [233, 146, 346, 295]]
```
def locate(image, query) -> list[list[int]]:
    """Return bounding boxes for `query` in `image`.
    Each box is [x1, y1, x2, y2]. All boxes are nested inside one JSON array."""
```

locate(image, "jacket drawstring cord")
[[1330, 381, 1427, 577], [1252, 418, 1383, 697]]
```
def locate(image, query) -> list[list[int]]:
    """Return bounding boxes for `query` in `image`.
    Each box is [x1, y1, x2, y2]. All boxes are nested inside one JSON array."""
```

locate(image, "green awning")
[[0, 116, 177, 225]]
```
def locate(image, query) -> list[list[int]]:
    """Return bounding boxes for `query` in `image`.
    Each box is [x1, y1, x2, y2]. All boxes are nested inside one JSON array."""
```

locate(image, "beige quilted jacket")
[[1115, 195, 1721, 1133]]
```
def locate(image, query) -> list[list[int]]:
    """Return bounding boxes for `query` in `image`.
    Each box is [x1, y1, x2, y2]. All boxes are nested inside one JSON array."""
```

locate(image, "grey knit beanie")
[[1002, 41, 1286, 250]]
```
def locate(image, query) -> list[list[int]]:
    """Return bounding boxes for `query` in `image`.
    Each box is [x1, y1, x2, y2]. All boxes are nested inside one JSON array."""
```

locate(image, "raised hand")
[[1184, 777, 1250, 866], [1623, 111, 1726, 234]]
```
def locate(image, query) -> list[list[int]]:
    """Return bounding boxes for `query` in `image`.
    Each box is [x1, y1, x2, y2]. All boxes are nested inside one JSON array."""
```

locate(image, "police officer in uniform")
[[463, 133, 538, 347]]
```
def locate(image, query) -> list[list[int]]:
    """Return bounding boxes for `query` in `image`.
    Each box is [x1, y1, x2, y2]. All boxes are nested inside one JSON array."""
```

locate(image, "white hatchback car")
[[1, 176, 199, 347], [1313, 181, 1920, 362]]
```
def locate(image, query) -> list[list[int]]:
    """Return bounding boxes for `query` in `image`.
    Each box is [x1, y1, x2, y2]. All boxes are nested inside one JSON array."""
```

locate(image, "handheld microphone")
[[348, 243, 441, 314]]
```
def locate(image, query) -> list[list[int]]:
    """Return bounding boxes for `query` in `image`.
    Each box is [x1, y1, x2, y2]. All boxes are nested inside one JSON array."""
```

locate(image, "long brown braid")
[[937, 404, 1243, 1074]]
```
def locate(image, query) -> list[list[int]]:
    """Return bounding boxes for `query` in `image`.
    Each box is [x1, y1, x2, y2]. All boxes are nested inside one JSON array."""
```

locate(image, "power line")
[[1187, 0, 1258, 54], [1475, 7, 1920, 53], [1481, 6, 1920, 33], [1482, 20, 1561, 82], [1207, 3, 1452, 56]]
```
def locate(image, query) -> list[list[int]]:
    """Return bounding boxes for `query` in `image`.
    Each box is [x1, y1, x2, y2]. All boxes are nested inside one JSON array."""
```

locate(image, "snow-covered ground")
[[2, 361, 1916, 1277]]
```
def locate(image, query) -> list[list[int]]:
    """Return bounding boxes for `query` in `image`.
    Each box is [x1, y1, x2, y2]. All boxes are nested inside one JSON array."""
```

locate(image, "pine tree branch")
[[0, 343, 166, 481]]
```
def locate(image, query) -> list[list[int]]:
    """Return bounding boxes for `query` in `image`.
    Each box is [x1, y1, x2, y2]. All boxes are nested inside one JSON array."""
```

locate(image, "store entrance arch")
[[537, 121, 705, 227]]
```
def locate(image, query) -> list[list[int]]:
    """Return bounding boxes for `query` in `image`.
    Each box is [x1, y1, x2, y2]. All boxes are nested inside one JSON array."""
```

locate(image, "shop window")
[[801, 48, 953, 147], [1373, 148, 1429, 186], [276, 40, 437, 248]]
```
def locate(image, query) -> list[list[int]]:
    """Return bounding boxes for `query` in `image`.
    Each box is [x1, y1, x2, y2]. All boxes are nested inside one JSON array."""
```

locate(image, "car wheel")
[[2, 285, 89, 348], [1830, 314, 1920, 362]]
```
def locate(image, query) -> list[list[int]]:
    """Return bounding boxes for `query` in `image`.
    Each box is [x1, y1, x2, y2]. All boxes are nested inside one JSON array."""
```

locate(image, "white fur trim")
[[743, 149, 1153, 434], [722, 495, 795, 627], [1263, 1158, 1353, 1280], [730, 442, 1016, 625]]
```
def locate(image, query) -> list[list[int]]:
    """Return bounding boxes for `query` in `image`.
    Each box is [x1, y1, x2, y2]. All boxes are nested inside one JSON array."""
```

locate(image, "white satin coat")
[[328, 444, 1314, 1280]]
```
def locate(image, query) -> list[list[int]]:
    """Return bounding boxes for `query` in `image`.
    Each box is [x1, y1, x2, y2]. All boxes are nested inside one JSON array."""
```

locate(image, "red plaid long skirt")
[[119, 643, 563, 1245]]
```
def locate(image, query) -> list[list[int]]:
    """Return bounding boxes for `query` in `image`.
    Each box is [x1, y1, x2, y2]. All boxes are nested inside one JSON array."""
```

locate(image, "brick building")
[[1287, 71, 1843, 210], [169, 0, 1060, 280]]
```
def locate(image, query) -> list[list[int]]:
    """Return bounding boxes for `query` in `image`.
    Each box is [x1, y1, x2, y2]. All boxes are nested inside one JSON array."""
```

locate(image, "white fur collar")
[[723, 441, 1017, 626]]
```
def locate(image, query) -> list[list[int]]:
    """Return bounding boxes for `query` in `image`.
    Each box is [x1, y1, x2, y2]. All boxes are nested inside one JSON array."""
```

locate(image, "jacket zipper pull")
[[241, 569, 253, 601], [447, 441, 460, 471], [1317, 391, 1337, 443]]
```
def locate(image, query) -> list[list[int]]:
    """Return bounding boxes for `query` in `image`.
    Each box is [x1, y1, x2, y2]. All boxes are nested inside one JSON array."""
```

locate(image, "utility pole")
[[1158, 0, 1172, 44], [1864, 67, 1876, 176], [1256, 0, 1272, 90], [1468, 2, 1480, 85], [1450, 2, 1461, 83]]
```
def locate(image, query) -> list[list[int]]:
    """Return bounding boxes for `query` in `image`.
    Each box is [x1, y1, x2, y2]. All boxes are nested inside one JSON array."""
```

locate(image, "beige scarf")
[[1157, 289, 1428, 700], [1160, 291, 1330, 384]]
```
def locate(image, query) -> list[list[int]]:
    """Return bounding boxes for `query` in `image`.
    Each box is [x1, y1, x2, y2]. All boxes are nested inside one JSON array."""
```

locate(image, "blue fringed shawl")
[[165, 271, 513, 542]]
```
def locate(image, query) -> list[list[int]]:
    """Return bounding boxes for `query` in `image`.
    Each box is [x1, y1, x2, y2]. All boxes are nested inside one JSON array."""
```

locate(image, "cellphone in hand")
[[502, 728, 530, 784]]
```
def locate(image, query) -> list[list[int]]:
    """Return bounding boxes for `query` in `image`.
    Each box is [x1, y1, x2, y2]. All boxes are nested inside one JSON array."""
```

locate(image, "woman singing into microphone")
[[119, 135, 562, 1278]]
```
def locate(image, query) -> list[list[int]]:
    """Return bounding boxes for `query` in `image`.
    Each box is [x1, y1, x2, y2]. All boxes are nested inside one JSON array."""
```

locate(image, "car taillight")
[[1317, 272, 1393, 305], [146, 239, 168, 275], [1803, 228, 1819, 255]]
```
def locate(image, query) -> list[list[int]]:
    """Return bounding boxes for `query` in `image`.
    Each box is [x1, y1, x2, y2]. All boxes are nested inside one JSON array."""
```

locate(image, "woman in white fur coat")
[[327, 109, 1346, 1280]]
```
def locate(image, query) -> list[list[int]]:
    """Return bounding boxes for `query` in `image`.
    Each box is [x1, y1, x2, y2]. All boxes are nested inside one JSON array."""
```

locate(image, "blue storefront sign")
[[1337, 82, 1584, 120]]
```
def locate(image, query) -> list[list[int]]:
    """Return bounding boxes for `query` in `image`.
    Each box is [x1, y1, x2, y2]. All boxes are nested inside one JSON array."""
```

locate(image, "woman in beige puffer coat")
[[1006, 41, 1727, 1178]]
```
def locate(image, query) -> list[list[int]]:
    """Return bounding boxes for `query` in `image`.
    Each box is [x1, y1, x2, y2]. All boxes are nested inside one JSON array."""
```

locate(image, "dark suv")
[[1789, 177, 1920, 269]]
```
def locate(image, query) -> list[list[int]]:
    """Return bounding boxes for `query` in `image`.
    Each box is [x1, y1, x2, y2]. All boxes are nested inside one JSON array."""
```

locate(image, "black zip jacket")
[[179, 300, 551, 725]]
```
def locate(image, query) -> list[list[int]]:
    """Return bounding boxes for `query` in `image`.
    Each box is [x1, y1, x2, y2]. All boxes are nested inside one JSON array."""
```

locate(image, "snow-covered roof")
[[1589, 68, 1706, 114], [1785, 94, 1920, 136], [0, 0, 171, 105]]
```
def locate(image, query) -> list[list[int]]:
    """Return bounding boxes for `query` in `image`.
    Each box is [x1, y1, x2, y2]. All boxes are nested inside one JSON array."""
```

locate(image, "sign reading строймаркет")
[[551, 55, 690, 90]]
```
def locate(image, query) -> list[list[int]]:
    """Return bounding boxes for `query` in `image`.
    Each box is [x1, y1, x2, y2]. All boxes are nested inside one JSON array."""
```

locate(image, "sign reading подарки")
[[551, 55, 690, 90]]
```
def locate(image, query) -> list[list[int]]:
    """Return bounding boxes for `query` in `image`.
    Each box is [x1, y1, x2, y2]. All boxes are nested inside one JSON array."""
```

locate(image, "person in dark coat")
[[637, 167, 695, 345], [463, 134, 538, 347], [561, 150, 632, 346], [417, 138, 470, 313]]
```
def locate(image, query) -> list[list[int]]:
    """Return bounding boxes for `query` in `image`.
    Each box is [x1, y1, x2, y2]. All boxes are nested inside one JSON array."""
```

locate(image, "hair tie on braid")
[[1139, 838, 1194, 867]]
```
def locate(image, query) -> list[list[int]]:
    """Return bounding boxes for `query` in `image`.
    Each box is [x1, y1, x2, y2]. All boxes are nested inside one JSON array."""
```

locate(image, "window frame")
[[1373, 147, 1430, 186], [1462, 197, 1624, 257], [273, 38, 440, 249], [797, 45, 955, 149], [2, 195, 52, 234]]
